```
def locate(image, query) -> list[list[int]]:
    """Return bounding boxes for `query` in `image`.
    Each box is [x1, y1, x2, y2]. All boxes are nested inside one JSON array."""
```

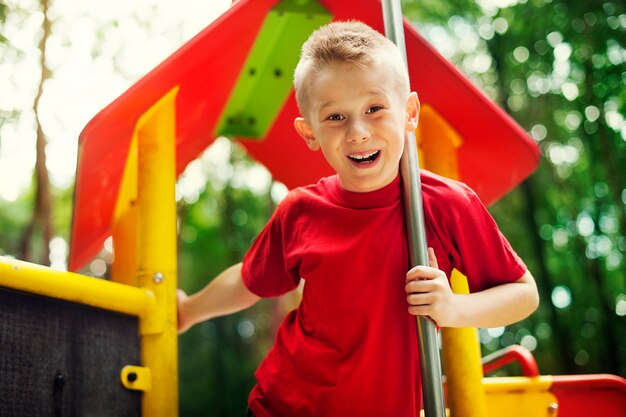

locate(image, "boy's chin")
[[339, 174, 396, 193]]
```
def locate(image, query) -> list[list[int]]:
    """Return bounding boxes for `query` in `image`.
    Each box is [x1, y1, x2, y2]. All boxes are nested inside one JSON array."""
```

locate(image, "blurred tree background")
[[0, 0, 624, 415], [403, 0, 625, 378]]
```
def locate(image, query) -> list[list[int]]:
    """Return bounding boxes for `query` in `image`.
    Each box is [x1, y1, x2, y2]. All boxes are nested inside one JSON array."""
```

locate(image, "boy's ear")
[[294, 117, 320, 151], [405, 92, 420, 132]]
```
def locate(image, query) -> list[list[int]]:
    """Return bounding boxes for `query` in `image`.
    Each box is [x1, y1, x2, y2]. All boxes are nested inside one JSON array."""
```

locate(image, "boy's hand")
[[177, 289, 192, 334], [405, 248, 457, 327]]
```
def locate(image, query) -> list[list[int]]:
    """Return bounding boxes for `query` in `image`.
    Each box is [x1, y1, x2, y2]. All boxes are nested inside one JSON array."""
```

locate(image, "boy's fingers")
[[177, 289, 188, 303], [428, 247, 439, 269], [406, 265, 441, 282], [405, 248, 441, 282]]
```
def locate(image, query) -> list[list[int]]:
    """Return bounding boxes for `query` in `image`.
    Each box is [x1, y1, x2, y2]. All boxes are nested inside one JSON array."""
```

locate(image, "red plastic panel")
[[550, 374, 626, 417]]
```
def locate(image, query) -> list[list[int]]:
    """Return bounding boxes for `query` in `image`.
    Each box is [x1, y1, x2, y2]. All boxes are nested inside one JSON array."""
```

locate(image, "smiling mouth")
[[347, 150, 380, 164]]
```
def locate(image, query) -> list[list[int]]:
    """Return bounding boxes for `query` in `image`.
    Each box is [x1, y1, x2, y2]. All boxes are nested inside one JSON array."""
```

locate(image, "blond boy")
[[178, 21, 539, 417]]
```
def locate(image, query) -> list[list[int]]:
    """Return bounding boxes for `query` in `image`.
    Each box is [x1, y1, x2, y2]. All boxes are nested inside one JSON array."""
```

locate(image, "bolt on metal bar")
[[381, 1, 447, 416]]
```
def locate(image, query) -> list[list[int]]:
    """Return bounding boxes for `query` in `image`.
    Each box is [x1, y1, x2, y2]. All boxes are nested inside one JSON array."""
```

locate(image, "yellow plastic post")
[[415, 107, 486, 417], [441, 271, 487, 417], [133, 87, 180, 416]]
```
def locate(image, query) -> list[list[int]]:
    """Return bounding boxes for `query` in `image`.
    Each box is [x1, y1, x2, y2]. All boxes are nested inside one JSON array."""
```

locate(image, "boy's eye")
[[366, 105, 384, 114], [327, 114, 344, 121]]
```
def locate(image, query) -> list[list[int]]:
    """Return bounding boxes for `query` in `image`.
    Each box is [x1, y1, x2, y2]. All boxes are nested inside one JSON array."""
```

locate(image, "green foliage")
[[178, 144, 278, 416], [0, 1, 11, 122], [52, 183, 74, 244], [0, 1, 7, 25], [403, 0, 481, 23], [448, 0, 626, 376], [0, 190, 32, 257], [0, 178, 73, 261]]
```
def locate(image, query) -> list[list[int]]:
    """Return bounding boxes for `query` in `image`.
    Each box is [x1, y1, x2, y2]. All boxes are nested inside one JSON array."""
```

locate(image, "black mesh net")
[[0, 287, 141, 417]]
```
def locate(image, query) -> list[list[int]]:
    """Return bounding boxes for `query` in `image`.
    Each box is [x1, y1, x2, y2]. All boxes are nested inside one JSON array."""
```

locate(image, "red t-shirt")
[[242, 170, 526, 417]]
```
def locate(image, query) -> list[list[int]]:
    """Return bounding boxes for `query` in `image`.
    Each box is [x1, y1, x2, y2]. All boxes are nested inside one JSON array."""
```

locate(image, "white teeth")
[[349, 151, 379, 160]]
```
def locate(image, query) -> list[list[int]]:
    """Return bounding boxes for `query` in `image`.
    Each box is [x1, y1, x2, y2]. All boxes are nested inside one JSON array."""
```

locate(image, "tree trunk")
[[20, 0, 53, 265]]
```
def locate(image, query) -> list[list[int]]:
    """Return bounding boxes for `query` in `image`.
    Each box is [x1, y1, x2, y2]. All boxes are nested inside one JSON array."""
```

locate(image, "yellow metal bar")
[[0, 256, 155, 317], [134, 87, 179, 416], [441, 270, 487, 417]]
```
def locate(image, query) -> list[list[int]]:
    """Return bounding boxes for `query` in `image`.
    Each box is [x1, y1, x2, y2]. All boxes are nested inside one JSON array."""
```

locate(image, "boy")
[[178, 21, 539, 417]]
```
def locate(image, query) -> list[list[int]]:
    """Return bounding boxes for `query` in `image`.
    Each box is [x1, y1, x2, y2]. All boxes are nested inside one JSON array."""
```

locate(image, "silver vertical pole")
[[381, 1, 446, 416]]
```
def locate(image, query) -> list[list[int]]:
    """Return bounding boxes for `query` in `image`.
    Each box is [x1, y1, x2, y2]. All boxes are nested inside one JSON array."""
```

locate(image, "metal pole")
[[381, 2, 446, 416]]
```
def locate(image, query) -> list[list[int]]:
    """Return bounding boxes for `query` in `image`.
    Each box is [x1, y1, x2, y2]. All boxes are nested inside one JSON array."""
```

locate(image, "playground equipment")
[[1, 0, 625, 416]]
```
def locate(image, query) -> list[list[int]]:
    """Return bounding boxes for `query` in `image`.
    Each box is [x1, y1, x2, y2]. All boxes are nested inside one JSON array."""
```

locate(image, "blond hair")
[[293, 21, 410, 115]]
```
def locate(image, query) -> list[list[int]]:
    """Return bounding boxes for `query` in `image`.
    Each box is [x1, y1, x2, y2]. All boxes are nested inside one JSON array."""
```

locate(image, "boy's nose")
[[347, 120, 369, 143]]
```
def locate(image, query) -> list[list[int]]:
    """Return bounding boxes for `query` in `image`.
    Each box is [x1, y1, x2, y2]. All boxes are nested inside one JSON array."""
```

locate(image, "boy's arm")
[[177, 262, 260, 333], [405, 249, 539, 328]]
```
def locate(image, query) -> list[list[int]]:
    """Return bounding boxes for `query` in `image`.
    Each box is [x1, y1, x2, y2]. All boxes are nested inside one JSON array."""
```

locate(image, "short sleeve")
[[241, 198, 302, 297], [451, 194, 527, 293]]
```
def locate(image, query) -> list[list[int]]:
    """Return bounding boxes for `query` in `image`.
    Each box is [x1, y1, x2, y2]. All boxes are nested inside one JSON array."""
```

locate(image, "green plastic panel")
[[215, 0, 331, 139]]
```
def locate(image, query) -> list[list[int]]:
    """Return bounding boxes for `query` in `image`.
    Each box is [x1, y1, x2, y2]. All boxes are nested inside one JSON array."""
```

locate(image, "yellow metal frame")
[[0, 87, 180, 417], [0, 256, 155, 318], [108, 86, 180, 415], [483, 377, 558, 417], [131, 87, 180, 416]]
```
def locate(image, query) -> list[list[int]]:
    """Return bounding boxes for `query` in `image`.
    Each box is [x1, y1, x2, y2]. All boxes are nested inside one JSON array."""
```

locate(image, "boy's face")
[[294, 62, 419, 193]]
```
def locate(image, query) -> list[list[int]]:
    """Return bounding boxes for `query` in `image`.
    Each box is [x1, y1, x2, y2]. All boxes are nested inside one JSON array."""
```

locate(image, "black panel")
[[0, 287, 141, 417]]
